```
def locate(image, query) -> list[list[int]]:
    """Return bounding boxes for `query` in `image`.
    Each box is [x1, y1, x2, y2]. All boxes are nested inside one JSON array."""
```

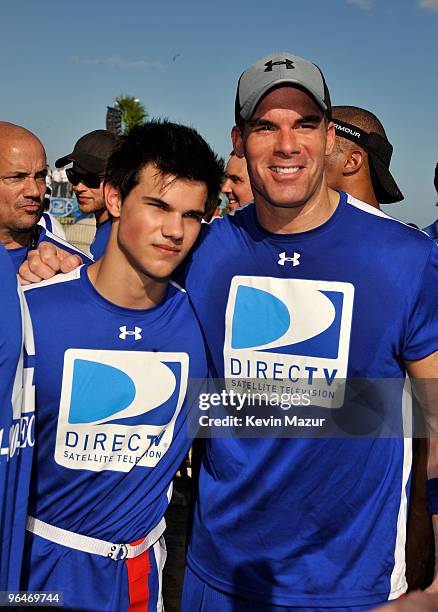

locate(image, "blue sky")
[[1, 0, 437, 226]]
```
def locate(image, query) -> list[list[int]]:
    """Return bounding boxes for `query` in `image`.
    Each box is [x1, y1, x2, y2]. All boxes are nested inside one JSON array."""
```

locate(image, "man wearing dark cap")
[[55, 130, 117, 259], [326, 105, 403, 208], [423, 163, 438, 240]]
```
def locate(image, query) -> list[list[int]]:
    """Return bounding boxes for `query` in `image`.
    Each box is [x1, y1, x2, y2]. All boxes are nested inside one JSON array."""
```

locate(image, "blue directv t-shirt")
[[0, 244, 35, 589], [23, 265, 207, 543], [90, 219, 112, 260], [7, 227, 91, 274], [424, 219, 438, 241], [181, 191, 438, 607]]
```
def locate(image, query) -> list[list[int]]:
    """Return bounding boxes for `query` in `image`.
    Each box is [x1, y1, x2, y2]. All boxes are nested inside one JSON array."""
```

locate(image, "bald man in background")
[[0, 122, 86, 273], [0, 123, 47, 260], [325, 106, 403, 208]]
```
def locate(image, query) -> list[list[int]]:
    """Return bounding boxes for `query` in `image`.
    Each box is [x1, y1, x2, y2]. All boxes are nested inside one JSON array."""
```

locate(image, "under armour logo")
[[277, 251, 301, 267], [119, 326, 142, 340], [264, 59, 295, 72]]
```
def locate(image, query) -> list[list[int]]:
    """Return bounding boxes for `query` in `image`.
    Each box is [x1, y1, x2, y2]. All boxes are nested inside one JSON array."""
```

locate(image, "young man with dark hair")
[[20, 120, 223, 611]]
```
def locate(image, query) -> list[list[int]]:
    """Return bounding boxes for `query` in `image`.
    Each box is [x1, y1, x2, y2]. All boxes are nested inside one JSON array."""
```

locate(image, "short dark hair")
[[331, 105, 388, 160], [105, 120, 224, 218], [332, 106, 387, 140]]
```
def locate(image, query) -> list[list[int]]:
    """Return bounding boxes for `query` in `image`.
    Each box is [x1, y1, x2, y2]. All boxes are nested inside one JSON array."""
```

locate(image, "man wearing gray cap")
[[55, 130, 118, 259], [179, 53, 438, 609]]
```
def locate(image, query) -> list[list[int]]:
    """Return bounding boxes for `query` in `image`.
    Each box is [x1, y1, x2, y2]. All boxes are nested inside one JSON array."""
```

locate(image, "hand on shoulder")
[[18, 242, 83, 285]]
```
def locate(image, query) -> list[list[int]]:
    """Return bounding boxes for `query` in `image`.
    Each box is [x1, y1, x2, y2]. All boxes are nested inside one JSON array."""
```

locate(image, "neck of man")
[[95, 207, 110, 226], [255, 181, 340, 234], [0, 228, 32, 250], [87, 223, 168, 310], [341, 173, 379, 209]]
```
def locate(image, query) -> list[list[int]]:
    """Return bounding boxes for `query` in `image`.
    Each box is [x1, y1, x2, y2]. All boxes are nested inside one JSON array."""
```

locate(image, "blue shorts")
[[181, 565, 385, 612], [21, 531, 166, 611]]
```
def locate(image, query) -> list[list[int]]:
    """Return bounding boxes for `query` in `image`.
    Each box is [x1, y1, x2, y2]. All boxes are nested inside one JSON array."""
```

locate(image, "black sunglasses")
[[66, 168, 103, 189]]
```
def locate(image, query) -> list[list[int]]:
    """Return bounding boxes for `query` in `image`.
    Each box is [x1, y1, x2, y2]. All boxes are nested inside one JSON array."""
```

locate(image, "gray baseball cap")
[[235, 52, 332, 124]]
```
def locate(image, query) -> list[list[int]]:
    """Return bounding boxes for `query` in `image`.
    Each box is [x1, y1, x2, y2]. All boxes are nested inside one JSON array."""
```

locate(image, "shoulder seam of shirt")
[[23, 266, 83, 293], [346, 194, 429, 236], [43, 229, 90, 259]]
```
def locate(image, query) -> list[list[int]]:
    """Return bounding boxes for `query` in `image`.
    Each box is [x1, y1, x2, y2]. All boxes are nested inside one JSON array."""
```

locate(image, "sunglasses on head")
[[66, 168, 103, 189]]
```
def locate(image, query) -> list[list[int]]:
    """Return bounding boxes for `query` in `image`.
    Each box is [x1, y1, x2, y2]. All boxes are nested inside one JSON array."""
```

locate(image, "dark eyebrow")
[[142, 196, 169, 207], [8, 172, 28, 178], [247, 119, 275, 129], [297, 114, 323, 124], [142, 196, 205, 215]]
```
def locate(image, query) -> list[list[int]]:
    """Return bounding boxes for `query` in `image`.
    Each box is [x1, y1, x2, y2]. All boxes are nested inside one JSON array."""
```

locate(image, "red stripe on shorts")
[[125, 537, 151, 612]]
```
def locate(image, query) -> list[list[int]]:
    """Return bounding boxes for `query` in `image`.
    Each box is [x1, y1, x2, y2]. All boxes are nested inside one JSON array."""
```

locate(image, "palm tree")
[[115, 96, 147, 134]]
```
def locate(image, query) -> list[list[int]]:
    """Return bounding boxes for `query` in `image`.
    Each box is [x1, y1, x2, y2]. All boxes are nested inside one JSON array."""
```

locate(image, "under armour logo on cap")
[[119, 326, 142, 340], [277, 252, 301, 267], [235, 52, 331, 124], [264, 59, 295, 72]]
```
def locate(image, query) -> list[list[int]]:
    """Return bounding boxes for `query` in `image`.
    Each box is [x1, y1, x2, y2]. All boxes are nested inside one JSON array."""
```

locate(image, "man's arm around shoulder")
[[18, 242, 83, 285]]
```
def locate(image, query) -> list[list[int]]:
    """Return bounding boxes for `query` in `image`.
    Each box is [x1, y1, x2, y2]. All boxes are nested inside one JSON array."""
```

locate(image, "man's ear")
[[231, 125, 245, 158], [104, 183, 122, 218], [344, 150, 364, 176], [325, 121, 335, 156]]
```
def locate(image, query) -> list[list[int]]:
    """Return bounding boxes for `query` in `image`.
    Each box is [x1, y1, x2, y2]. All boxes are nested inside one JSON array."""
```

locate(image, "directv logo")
[[224, 277, 354, 408], [55, 349, 188, 471]]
